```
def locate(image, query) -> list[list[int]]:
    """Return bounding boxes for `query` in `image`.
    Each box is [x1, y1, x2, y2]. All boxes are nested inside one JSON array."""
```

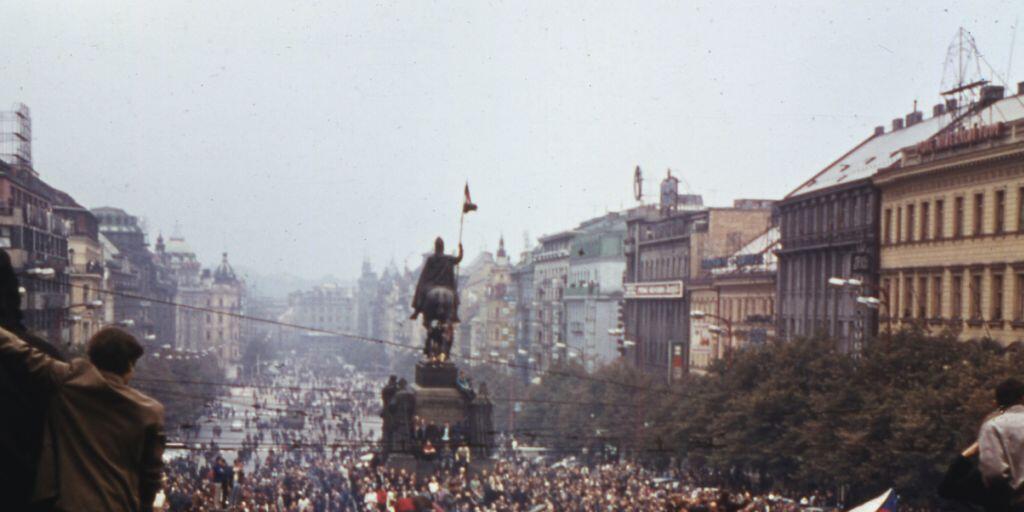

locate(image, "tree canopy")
[[508, 328, 1024, 505]]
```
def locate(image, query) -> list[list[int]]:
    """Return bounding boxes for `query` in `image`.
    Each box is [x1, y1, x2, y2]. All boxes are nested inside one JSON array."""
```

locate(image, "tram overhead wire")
[[22, 274, 687, 399]]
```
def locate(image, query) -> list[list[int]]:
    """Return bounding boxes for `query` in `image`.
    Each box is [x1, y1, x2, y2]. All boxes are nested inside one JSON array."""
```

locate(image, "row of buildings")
[[470, 80, 1024, 381], [623, 81, 1024, 380], [779, 82, 1024, 349], [0, 103, 245, 372], [290, 80, 1024, 382]]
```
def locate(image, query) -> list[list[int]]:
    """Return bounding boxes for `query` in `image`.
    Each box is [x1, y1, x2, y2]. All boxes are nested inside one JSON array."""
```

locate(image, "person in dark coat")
[[0, 249, 65, 511]]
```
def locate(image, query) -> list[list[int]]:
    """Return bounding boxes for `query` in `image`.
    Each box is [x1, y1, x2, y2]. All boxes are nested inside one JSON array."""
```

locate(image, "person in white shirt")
[[979, 377, 1024, 509]]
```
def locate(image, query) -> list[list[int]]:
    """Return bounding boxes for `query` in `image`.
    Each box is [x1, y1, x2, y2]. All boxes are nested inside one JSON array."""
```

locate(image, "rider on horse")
[[411, 237, 462, 361], [410, 237, 463, 324]]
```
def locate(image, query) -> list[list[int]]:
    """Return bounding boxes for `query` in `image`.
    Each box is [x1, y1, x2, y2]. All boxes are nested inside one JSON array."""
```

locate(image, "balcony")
[[564, 282, 601, 297], [781, 226, 874, 251], [70, 260, 104, 276]]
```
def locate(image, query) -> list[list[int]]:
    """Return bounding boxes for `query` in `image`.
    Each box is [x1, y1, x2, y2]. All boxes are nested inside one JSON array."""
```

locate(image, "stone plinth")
[[411, 385, 467, 425], [382, 360, 494, 473], [415, 361, 458, 388]]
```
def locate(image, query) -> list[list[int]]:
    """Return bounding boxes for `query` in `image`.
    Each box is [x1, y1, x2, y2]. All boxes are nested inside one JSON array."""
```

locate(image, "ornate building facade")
[[876, 87, 1024, 344], [207, 253, 244, 365]]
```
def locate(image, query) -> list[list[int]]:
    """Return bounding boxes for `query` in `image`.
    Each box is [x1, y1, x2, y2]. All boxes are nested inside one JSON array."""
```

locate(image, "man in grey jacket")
[[979, 377, 1024, 510], [0, 326, 165, 511]]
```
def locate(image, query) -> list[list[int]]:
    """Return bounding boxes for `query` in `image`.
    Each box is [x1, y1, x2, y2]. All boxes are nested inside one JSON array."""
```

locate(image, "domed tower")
[[206, 252, 244, 373], [214, 252, 238, 284]]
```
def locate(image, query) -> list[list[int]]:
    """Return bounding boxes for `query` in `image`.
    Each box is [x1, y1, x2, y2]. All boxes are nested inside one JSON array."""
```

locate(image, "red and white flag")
[[462, 183, 478, 213]]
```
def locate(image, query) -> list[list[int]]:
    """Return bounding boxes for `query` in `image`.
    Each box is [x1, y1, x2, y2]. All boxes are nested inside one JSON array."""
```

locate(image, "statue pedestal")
[[415, 361, 458, 388], [382, 360, 493, 475], [410, 386, 466, 425]]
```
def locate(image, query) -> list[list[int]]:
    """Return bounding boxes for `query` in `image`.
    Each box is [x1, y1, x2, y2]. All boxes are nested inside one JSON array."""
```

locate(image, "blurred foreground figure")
[[979, 378, 1024, 509], [0, 325, 165, 511], [0, 249, 65, 511]]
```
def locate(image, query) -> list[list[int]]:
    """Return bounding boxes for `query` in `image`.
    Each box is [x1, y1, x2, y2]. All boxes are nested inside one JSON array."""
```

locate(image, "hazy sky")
[[2, 1, 1022, 281]]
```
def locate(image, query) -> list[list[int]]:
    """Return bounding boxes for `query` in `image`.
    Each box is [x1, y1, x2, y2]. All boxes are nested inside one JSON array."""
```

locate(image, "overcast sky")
[[2, 1, 1022, 282]]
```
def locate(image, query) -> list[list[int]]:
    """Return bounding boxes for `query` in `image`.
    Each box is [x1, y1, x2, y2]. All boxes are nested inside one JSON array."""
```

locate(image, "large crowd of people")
[[161, 446, 840, 511], [155, 353, 843, 511]]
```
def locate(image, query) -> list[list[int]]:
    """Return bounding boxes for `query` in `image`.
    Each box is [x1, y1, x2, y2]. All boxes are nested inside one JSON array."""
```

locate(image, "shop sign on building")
[[624, 280, 684, 299]]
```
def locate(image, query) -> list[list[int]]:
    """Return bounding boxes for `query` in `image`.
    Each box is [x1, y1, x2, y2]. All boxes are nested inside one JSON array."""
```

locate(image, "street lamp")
[[65, 300, 104, 310], [829, 275, 890, 349], [25, 267, 56, 279], [827, 277, 848, 287]]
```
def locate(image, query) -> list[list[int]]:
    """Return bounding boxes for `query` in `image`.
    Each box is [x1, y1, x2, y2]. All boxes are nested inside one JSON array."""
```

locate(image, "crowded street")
[[152, 349, 841, 511], [159, 351, 383, 510]]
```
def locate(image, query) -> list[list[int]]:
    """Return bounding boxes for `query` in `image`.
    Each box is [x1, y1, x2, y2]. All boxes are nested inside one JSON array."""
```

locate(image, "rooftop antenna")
[[632, 165, 643, 203], [1008, 17, 1019, 82], [939, 27, 988, 108]]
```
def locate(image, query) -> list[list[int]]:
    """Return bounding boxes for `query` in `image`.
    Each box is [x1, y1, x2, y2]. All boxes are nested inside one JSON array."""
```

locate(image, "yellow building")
[[876, 88, 1024, 344]]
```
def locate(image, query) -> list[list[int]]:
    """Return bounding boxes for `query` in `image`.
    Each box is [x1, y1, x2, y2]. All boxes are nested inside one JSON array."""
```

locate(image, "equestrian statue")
[[410, 237, 462, 362]]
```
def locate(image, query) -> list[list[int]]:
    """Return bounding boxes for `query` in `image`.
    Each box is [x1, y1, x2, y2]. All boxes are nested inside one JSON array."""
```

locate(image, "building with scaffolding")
[[0, 103, 32, 167]]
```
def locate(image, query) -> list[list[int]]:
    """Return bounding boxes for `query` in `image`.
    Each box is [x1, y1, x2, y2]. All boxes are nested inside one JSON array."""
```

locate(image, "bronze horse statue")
[[410, 237, 462, 362]]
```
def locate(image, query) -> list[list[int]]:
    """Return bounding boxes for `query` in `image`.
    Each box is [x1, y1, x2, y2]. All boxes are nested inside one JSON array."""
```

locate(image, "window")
[[906, 204, 915, 242], [883, 208, 892, 243], [953, 275, 963, 318], [954, 197, 964, 238], [1017, 273, 1024, 321], [881, 278, 891, 317], [993, 273, 1004, 321], [852, 196, 862, 227], [935, 199, 945, 239], [896, 207, 903, 242], [970, 273, 982, 320], [921, 202, 930, 240], [903, 275, 913, 318], [996, 190, 1006, 234], [918, 276, 927, 318], [931, 275, 941, 318], [1019, 187, 1024, 232], [974, 193, 985, 236]]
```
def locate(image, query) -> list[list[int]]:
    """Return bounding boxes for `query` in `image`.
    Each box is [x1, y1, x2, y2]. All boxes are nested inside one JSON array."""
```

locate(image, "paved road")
[[171, 374, 382, 470]]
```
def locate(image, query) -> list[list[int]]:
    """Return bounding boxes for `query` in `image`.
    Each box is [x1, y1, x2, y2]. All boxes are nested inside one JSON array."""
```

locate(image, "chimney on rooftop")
[[906, 111, 924, 127], [1018, 81, 1024, 96], [946, 98, 958, 111], [980, 85, 1005, 106], [873, 126, 885, 136], [932, 103, 946, 117], [892, 118, 904, 131]]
